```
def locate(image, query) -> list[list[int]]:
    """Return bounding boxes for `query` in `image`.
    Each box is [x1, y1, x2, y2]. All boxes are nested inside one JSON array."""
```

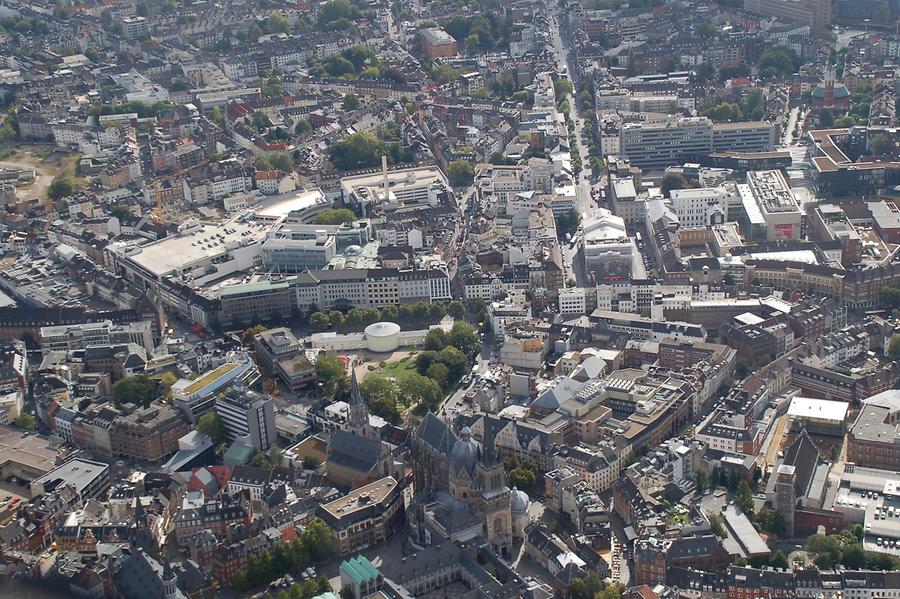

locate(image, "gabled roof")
[[415, 412, 456, 455]]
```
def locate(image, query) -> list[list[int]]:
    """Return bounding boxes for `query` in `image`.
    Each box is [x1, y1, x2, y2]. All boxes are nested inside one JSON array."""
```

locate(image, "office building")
[[581, 211, 636, 280], [30, 458, 110, 502], [110, 402, 190, 462], [668, 187, 730, 228], [619, 116, 776, 169], [253, 328, 316, 392], [742, 170, 802, 241], [120, 16, 149, 38], [215, 385, 277, 451], [318, 477, 404, 555], [744, 0, 831, 30], [295, 267, 451, 311], [340, 166, 449, 211], [419, 28, 458, 58], [848, 391, 900, 471]]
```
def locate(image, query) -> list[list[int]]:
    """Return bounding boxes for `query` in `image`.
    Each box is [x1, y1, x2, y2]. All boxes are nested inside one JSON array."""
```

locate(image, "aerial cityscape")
[[0, 0, 895, 597]]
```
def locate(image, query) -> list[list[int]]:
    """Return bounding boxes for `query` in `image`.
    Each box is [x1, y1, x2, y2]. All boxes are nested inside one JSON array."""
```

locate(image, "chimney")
[[382, 154, 389, 201]]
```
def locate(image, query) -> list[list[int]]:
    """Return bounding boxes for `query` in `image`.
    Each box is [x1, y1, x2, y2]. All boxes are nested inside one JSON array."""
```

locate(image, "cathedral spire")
[[348, 369, 368, 433]]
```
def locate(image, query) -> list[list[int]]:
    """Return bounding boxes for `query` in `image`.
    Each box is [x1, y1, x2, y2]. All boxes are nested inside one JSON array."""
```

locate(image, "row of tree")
[[309, 300, 466, 333], [231, 519, 335, 590]]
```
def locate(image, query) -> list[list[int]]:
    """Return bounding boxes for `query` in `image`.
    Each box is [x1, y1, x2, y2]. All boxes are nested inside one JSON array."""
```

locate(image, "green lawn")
[[373, 358, 418, 383]]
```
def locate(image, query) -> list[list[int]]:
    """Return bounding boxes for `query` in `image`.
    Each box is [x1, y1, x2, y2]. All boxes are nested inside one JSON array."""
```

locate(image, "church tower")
[[347, 370, 372, 437], [162, 561, 178, 599], [824, 61, 836, 108], [130, 497, 155, 555]]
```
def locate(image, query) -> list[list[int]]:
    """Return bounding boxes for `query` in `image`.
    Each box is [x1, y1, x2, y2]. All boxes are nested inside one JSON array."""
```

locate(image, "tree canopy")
[[447, 159, 474, 187], [111, 375, 158, 408], [314, 208, 356, 225], [197, 411, 225, 444], [329, 132, 385, 170]]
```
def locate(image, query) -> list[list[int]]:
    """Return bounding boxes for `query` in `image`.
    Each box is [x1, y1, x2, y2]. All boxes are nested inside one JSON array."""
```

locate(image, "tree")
[[758, 45, 799, 79], [425, 328, 448, 351], [268, 11, 290, 33], [818, 109, 834, 128], [197, 411, 225, 444], [302, 455, 321, 469], [48, 177, 73, 200], [695, 62, 716, 82], [398, 373, 443, 408], [309, 312, 331, 332], [209, 106, 226, 128], [448, 321, 480, 359], [241, 324, 267, 346], [13, 413, 34, 431], [704, 102, 742, 122], [250, 450, 274, 468], [756, 507, 785, 535], [842, 543, 866, 569], [359, 376, 400, 423], [555, 208, 581, 239], [735, 358, 750, 379], [429, 302, 446, 321], [598, 583, 625, 599], [707, 512, 727, 538], [111, 375, 157, 407], [770, 549, 789, 569], [888, 335, 900, 361], [569, 571, 603, 599], [329, 132, 385, 170], [736, 480, 754, 516], [464, 33, 480, 54], [448, 301, 465, 320], [248, 23, 263, 42], [660, 172, 690, 198], [316, 354, 348, 398], [553, 78, 573, 101], [341, 93, 360, 111], [426, 362, 449, 389], [328, 310, 346, 330], [251, 111, 271, 131], [695, 21, 717, 38], [871, 134, 892, 156], [318, 0, 360, 28], [270, 153, 294, 172], [447, 159, 474, 187], [694, 470, 708, 494], [315, 208, 355, 225]]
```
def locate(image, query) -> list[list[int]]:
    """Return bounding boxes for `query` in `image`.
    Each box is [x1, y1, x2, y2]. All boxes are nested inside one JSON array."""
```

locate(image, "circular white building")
[[365, 321, 401, 353]]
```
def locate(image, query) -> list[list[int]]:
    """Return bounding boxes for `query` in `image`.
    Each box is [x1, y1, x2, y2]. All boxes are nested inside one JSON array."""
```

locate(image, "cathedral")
[[409, 412, 514, 556]]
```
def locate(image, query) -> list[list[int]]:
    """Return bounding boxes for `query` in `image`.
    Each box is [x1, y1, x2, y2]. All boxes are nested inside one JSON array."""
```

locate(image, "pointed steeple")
[[348, 369, 368, 433]]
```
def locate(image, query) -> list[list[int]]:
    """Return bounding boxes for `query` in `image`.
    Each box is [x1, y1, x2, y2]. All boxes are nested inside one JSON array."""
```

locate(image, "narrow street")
[[548, 10, 595, 287]]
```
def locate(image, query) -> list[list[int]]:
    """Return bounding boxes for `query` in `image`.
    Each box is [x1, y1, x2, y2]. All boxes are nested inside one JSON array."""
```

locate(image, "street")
[[548, 9, 596, 287]]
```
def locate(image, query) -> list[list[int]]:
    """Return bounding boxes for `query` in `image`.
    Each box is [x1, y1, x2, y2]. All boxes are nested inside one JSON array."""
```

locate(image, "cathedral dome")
[[449, 426, 480, 475], [510, 487, 530, 514]]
